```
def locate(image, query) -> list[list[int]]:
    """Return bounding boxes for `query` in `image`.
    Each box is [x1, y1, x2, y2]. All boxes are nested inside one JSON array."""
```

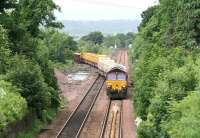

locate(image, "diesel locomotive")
[[74, 52, 128, 99]]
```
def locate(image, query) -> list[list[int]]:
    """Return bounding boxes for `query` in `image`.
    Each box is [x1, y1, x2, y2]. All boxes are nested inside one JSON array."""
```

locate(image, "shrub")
[[162, 92, 200, 138], [7, 55, 53, 118], [0, 79, 27, 133]]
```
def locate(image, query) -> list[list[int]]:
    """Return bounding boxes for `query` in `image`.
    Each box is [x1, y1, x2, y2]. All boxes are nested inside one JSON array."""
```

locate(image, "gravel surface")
[[58, 76, 104, 138], [104, 100, 121, 138], [37, 64, 98, 138], [79, 85, 109, 138]]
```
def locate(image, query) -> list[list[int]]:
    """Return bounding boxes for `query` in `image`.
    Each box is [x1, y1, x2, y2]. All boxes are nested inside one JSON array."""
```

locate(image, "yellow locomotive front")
[[106, 68, 128, 99]]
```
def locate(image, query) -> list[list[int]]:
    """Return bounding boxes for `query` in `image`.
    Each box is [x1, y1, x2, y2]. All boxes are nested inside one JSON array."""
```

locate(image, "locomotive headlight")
[[106, 82, 111, 87], [107, 85, 112, 88], [122, 85, 126, 89]]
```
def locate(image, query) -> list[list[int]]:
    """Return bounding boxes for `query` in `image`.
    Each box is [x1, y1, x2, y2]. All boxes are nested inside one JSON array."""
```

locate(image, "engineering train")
[[74, 52, 128, 99]]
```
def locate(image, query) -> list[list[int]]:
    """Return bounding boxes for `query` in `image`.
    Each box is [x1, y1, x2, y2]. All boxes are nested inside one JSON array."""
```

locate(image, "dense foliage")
[[103, 32, 135, 48], [0, 0, 77, 136], [0, 80, 27, 134], [81, 31, 104, 45], [163, 92, 200, 138], [131, 0, 200, 137], [79, 32, 134, 54], [39, 28, 77, 63]]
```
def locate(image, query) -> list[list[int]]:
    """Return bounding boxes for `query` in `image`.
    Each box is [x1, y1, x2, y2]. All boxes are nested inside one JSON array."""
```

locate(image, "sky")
[[54, 0, 159, 21]]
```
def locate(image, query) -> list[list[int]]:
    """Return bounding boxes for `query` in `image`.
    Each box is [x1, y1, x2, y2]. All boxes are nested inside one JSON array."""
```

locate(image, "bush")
[[162, 92, 200, 138], [131, 0, 200, 137], [0, 79, 27, 133], [39, 28, 77, 64], [7, 55, 55, 118], [0, 25, 12, 74]]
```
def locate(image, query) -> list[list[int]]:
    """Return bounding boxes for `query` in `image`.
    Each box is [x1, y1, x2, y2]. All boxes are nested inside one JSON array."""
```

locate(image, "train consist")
[[74, 52, 128, 99]]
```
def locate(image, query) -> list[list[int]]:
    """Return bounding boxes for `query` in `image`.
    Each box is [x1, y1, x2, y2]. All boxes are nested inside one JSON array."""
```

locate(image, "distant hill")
[[61, 20, 140, 38]]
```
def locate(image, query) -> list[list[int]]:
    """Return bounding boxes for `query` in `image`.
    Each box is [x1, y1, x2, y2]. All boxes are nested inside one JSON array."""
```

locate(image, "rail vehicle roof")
[[75, 52, 127, 73], [108, 63, 127, 73], [98, 59, 127, 74]]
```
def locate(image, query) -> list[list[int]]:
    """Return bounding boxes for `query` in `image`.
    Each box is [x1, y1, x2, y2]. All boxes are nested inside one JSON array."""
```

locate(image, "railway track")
[[99, 50, 125, 138], [100, 100, 123, 138], [57, 50, 126, 138], [117, 50, 125, 65], [56, 75, 104, 138]]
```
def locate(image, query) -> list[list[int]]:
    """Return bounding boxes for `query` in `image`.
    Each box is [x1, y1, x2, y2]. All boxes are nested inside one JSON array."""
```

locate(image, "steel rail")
[[118, 50, 123, 64], [119, 101, 123, 138], [99, 100, 123, 138], [99, 100, 112, 138], [56, 75, 104, 138], [118, 50, 124, 138], [75, 79, 104, 137], [99, 50, 125, 138]]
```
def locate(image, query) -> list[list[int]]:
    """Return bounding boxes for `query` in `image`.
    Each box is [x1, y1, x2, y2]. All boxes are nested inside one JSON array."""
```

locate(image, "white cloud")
[[54, 0, 158, 20]]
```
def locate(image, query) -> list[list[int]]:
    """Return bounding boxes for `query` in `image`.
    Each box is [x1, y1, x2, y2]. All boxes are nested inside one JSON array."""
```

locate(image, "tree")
[[138, 6, 158, 31], [77, 40, 102, 53], [0, 25, 11, 74], [0, 0, 63, 122], [7, 55, 55, 118], [14, 0, 63, 36], [81, 31, 104, 45], [0, 0, 17, 13], [103, 33, 135, 48], [0, 0, 63, 57], [131, 0, 200, 137], [0, 80, 27, 135], [103, 35, 115, 48], [39, 28, 77, 63], [162, 92, 200, 138], [115, 33, 134, 48]]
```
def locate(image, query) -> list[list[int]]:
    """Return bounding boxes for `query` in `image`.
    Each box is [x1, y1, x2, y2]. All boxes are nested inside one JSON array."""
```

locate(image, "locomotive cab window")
[[117, 72, 126, 80], [107, 72, 116, 80]]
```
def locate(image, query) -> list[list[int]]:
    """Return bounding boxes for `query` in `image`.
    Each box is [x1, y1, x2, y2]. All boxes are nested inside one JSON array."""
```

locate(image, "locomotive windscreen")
[[107, 71, 126, 80], [107, 72, 116, 80], [117, 72, 126, 80]]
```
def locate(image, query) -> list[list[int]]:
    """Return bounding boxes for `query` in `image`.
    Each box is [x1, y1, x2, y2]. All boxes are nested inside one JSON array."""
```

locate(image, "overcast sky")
[[54, 0, 159, 21]]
